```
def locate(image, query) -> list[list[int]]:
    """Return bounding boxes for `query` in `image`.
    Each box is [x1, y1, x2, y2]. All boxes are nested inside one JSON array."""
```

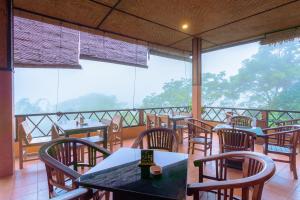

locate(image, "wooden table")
[[169, 115, 192, 131], [55, 120, 109, 148], [76, 148, 188, 200]]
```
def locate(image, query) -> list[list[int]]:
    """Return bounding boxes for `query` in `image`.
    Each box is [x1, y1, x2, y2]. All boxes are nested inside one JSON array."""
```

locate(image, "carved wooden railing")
[[15, 106, 300, 139], [15, 106, 191, 139]]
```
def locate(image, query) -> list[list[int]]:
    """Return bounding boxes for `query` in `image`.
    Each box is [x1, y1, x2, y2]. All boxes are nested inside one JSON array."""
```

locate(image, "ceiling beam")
[[96, 0, 122, 28]]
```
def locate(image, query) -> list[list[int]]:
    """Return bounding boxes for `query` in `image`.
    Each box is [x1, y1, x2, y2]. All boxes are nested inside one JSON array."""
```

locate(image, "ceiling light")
[[182, 24, 188, 30]]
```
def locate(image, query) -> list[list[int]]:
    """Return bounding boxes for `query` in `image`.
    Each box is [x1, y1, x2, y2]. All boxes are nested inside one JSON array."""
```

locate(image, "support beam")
[[192, 38, 202, 119], [0, 0, 14, 177]]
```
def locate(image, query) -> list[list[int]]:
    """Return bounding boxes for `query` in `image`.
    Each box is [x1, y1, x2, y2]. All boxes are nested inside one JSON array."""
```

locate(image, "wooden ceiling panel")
[[116, 0, 293, 35], [200, 1, 300, 46], [101, 10, 188, 46], [171, 38, 216, 52], [92, 0, 120, 7], [14, 0, 110, 28]]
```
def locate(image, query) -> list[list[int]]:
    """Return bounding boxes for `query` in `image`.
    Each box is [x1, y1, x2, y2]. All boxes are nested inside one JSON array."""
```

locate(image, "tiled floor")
[[1, 136, 300, 200]]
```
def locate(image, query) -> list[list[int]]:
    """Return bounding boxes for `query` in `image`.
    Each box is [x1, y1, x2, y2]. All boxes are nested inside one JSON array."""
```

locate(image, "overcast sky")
[[14, 42, 259, 107]]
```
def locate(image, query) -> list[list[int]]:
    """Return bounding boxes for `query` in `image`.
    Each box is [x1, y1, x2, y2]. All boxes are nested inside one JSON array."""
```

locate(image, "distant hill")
[[15, 93, 127, 114], [57, 93, 126, 112]]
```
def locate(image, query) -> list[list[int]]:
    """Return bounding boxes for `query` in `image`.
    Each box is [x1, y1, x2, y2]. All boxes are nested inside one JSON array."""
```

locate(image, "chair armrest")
[[262, 130, 294, 137], [51, 188, 90, 200], [81, 139, 111, 158]]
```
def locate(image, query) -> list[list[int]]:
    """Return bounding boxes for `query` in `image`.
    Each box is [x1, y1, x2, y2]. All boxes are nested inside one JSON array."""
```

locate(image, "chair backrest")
[[39, 138, 110, 198], [146, 113, 158, 129], [51, 124, 60, 140], [230, 116, 253, 127], [20, 120, 33, 145], [187, 151, 276, 200], [132, 128, 178, 152], [112, 115, 123, 133], [158, 114, 170, 128], [217, 128, 256, 153], [186, 118, 213, 140]]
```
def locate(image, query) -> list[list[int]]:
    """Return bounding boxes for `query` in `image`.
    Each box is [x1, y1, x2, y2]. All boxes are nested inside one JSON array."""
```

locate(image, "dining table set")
[[39, 113, 287, 200]]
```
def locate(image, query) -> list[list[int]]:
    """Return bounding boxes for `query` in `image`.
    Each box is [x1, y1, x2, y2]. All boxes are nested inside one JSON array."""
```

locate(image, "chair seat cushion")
[[31, 136, 52, 145], [190, 137, 212, 144], [82, 136, 104, 144], [176, 125, 187, 129], [267, 144, 292, 154]]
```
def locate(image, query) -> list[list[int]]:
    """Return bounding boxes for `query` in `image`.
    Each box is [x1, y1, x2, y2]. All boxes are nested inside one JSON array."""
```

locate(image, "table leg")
[[103, 127, 108, 149], [172, 120, 176, 131]]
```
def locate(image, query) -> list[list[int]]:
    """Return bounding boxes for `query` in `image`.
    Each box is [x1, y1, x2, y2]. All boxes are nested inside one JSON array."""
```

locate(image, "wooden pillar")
[[0, 0, 14, 177], [192, 38, 202, 119]]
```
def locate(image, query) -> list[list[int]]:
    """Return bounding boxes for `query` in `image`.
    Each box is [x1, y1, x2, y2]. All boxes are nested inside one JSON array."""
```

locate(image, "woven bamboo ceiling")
[[13, 0, 300, 55]]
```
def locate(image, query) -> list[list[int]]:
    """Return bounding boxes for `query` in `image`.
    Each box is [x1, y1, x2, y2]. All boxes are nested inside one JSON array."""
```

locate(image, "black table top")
[[213, 124, 265, 137], [169, 115, 192, 121], [76, 148, 188, 200], [55, 119, 108, 134]]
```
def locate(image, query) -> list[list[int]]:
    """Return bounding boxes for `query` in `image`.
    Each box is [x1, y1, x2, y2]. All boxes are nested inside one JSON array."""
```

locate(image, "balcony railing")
[[202, 106, 300, 127], [15, 106, 191, 139], [15, 106, 300, 139]]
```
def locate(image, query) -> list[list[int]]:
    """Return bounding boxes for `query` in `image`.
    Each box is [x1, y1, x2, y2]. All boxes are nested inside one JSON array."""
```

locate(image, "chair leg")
[[204, 145, 207, 157], [192, 143, 195, 154], [292, 155, 298, 179], [19, 144, 23, 169], [105, 191, 110, 200], [187, 142, 190, 154], [209, 145, 212, 156], [120, 133, 123, 147], [180, 129, 183, 144]]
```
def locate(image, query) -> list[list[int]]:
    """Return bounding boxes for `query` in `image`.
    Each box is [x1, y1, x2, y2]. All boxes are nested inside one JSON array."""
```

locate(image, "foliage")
[[142, 40, 300, 111], [142, 78, 191, 107], [225, 41, 300, 109]]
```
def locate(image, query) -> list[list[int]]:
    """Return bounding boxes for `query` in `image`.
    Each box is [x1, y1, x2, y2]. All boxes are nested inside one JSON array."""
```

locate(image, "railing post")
[[15, 116, 25, 141], [261, 111, 269, 128], [139, 109, 145, 126]]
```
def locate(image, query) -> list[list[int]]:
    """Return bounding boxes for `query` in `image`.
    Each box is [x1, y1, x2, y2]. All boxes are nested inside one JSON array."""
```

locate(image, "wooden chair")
[[230, 116, 253, 127], [39, 138, 111, 199], [174, 112, 191, 143], [108, 115, 123, 152], [262, 125, 300, 179], [217, 128, 256, 153], [131, 128, 178, 152], [18, 120, 52, 169], [146, 113, 158, 129], [187, 151, 276, 200], [158, 114, 171, 128], [275, 118, 300, 126], [186, 118, 214, 156]]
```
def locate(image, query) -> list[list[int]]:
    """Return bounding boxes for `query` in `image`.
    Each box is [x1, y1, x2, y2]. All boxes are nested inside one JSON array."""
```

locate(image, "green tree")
[[142, 78, 191, 107], [225, 41, 300, 109]]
